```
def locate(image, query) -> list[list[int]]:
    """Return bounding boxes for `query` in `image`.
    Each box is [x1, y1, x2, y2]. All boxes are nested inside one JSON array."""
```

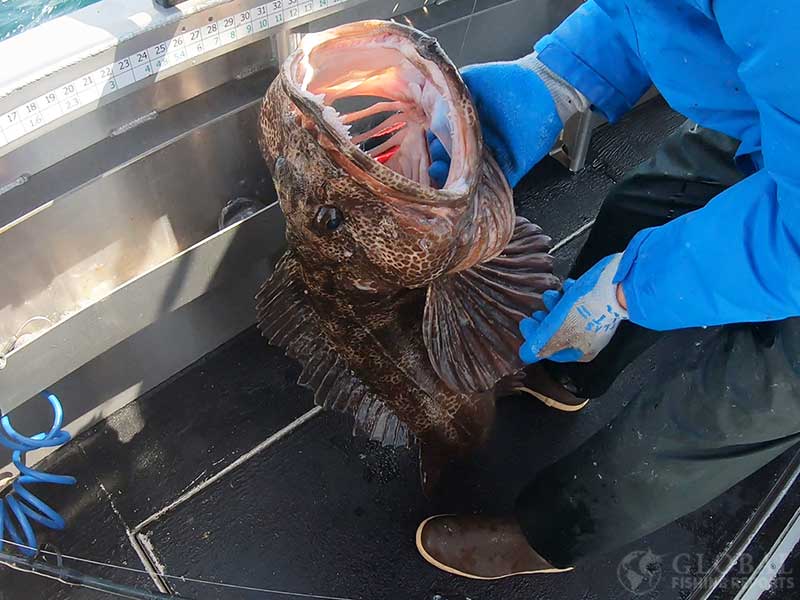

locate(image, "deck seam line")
[[550, 219, 595, 254], [94, 474, 174, 594], [133, 406, 323, 533], [687, 447, 800, 600], [74, 441, 173, 593], [127, 530, 174, 595], [734, 502, 800, 600]]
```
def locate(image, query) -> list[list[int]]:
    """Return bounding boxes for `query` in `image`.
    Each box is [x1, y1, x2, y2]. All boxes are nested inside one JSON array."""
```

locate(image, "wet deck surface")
[[2, 97, 798, 600]]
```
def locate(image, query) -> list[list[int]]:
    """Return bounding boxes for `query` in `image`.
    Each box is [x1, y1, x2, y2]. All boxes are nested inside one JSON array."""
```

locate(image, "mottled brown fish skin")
[[302, 270, 496, 451], [255, 21, 559, 484], [257, 78, 496, 453], [258, 25, 516, 291], [259, 79, 457, 294]]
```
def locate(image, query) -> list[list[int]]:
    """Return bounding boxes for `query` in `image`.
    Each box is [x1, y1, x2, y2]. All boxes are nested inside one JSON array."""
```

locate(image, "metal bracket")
[[274, 29, 304, 62], [550, 109, 595, 172]]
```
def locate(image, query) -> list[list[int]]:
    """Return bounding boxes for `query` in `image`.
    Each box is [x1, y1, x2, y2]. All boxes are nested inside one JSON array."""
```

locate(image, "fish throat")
[[285, 23, 479, 198]]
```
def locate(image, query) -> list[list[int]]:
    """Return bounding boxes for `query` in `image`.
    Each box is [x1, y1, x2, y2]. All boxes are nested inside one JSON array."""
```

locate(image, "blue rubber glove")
[[427, 130, 450, 189], [519, 254, 629, 364], [428, 54, 587, 188]]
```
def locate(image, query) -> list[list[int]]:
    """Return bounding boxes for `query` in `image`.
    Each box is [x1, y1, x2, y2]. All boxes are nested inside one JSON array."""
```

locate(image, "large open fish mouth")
[[285, 20, 478, 198]]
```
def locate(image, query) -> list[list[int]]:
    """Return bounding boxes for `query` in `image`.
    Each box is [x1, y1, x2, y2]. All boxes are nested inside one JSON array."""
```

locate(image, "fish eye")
[[315, 206, 344, 232]]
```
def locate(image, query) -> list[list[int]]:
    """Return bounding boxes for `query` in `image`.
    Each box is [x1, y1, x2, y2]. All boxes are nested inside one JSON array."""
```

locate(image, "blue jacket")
[[535, 1, 800, 331]]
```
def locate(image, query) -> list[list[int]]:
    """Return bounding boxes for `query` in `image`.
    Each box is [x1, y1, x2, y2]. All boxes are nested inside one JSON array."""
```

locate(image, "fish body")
[[256, 20, 559, 488]]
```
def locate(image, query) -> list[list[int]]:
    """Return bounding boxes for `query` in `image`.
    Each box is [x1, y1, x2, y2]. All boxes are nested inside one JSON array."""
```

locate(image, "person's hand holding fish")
[[428, 53, 589, 188], [518, 254, 629, 364], [428, 50, 639, 365]]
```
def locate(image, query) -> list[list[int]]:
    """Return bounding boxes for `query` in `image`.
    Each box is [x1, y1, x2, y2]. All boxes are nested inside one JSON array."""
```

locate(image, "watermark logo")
[[616, 549, 795, 595], [617, 549, 663, 596]]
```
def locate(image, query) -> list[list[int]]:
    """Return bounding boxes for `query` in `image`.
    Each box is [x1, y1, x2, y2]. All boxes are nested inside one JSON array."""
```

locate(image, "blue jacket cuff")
[[534, 1, 651, 123], [535, 43, 629, 123], [613, 228, 662, 329]]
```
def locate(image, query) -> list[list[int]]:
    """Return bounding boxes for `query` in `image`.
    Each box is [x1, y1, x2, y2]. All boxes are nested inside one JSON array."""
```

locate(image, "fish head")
[[259, 20, 515, 293]]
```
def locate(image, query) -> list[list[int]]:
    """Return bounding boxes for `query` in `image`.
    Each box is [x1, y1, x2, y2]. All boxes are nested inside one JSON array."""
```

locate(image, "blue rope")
[[0, 391, 75, 557]]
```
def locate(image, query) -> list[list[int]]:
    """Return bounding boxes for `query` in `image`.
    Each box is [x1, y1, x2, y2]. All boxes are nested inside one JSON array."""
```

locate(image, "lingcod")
[[255, 20, 560, 490]]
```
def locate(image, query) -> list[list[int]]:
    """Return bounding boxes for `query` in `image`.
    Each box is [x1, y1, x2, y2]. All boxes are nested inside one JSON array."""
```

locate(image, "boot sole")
[[512, 386, 589, 412], [415, 515, 574, 580]]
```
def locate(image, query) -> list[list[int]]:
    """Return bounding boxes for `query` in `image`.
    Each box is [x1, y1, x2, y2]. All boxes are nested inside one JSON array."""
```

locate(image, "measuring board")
[[0, 0, 346, 151]]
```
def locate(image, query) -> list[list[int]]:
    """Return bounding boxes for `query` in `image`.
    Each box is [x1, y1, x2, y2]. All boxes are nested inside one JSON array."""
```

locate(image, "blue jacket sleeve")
[[534, 1, 651, 122], [615, 1, 800, 331]]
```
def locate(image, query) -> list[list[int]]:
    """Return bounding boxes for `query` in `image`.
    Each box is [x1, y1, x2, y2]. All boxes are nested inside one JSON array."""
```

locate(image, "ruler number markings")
[[0, 0, 344, 148]]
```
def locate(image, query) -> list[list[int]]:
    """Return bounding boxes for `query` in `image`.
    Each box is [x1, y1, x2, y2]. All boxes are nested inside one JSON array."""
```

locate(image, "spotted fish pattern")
[[255, 20, 560, 490]]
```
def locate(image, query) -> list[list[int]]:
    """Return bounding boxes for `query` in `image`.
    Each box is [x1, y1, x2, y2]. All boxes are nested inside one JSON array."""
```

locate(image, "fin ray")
[[257, 252, 411, 449], [423, 217, 561, 393]]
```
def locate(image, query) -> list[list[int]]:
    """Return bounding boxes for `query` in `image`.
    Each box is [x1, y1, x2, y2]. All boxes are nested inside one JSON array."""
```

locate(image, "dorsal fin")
[[256, 253, 411, 448], [423, 217, 561, 393]]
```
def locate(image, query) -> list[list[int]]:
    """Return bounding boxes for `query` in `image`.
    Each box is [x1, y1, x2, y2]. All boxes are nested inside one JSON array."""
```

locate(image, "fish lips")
[[282, 20, 481, 208], [265, 20, 516, 287]]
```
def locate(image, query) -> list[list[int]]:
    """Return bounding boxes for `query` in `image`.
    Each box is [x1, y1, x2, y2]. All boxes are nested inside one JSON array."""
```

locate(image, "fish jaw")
[[286, 20, 479, 202], [259, 20, 516, 291], [447, 150, 516, 273]]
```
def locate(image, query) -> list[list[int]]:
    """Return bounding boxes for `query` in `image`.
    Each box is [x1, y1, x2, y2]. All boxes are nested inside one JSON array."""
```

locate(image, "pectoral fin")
[[423, 217, 561, 394], [256, 252, 412, 448]]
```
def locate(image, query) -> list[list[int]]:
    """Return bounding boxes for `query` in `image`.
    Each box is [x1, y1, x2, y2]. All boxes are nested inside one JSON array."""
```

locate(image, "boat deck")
[[1, 97, 797, 600]]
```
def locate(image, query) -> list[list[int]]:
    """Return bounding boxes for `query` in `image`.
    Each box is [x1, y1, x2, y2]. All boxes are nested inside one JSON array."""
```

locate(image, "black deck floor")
[[2, 98, 798, 600]]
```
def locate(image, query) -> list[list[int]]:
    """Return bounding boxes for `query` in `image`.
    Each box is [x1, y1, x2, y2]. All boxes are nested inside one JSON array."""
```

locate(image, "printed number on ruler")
[[132, 50, 153, 81], [203, 22, 221, 52], [253, 5, 270, 32], [236, 10, 254, 38], [36, 91, 62, 126], [21, 100, 43, 133], [284, 0, 299, 20], [220, 15, 239, 45], [0, 0, 341, 150], [286, 8, 300, 19]]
